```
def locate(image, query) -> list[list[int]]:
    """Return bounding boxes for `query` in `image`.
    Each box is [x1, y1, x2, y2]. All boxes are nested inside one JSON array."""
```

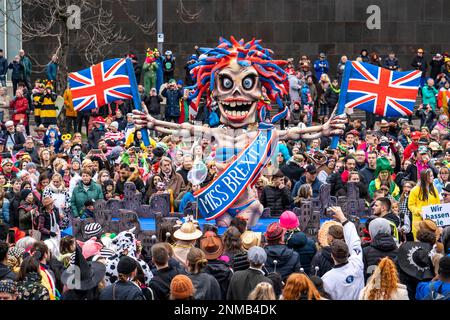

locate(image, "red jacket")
[[10, 96, 29, 126]]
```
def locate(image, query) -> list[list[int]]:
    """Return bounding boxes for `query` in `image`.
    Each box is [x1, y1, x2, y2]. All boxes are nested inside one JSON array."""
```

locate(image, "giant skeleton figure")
[[134, 37, 345, 227]]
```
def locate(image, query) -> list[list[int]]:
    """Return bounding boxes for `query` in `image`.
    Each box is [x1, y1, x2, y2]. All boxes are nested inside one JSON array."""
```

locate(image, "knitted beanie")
[[170, 275, 194, 300]]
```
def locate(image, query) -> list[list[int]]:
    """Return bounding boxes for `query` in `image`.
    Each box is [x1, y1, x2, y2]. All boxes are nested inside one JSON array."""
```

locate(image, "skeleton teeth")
[[237, 111, 242, 116], [232, 110, 237, 116], [230, 102, 236, 107], [236, 101, 242, 106]]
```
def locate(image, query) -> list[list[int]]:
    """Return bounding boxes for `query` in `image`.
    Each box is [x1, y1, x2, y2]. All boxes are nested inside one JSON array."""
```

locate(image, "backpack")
[[426, 282, 450, 300]]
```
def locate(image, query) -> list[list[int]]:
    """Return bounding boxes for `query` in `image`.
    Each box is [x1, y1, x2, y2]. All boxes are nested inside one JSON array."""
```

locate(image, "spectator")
[[70, 169, 104, 218], [313, 53, 329, 80], [162, 51, 175, 83], [260, 170, 293, 216], [383, 51, 399, 71], [0, 49, 7, 87], [248, 282, 276, 300], [322, 206, 364, 300], [429, 53, 445, 80], [46, 55, 58, 82], [88, 117, 106, 149], [264, 222, 301, 281], [0, 240, 15, 281], [227, 246, 272, 300], [63, 86, 77, 134], [281, 273, 323, 300], [19, 50, 32, 90], [186, 247, 221, 300], [8, 55, 24, 94], [359, 257, 409, 300], [292, 164, 322, 199], [39, 83, 57, 127], [170, 274, 195, 300], [99, 256, 144, 300], [161, 80, 183, 123], [411, 48, 428, 88], [416, 255, 450, 300], [336, 55, 347, 84]]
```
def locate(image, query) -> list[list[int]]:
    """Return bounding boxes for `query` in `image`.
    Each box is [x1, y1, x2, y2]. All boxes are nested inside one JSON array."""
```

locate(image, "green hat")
[[169, 79, 176, 84], [375, 157, 393, 177]]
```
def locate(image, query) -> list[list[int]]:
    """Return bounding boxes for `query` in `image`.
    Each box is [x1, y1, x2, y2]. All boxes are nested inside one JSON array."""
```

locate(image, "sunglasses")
[[442, 193, 450, 197]]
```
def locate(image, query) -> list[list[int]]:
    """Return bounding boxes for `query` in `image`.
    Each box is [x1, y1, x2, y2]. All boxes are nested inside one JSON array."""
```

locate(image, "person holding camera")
[[161, 79, 184, 123]]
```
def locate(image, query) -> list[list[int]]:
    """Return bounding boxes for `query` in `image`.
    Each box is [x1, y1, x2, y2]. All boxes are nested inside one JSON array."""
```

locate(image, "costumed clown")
[[368, 157, 400, 200], [134, 36, 346, 227], [142, 48, 158, 94]]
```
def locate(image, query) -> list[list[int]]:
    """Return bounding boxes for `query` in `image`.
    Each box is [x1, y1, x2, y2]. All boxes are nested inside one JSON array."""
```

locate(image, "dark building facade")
[[23, 0, 450, 83]]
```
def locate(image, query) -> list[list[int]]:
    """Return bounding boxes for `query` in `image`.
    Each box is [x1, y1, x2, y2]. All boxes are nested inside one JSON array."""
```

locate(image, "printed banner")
[[195, 127, 276, 220], [422, 203, 450, 227]]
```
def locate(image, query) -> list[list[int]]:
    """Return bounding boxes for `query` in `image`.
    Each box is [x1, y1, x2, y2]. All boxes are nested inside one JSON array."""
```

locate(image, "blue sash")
[[195, 125, 276, 220]]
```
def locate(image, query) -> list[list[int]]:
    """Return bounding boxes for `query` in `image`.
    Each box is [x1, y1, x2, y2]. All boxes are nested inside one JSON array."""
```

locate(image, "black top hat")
[[61, 245, 106, 291]]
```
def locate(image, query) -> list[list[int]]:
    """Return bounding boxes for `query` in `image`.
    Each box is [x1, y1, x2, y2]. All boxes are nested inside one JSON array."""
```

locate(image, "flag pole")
[[330, 61, 352, 149], [125, 58, 150, 147]]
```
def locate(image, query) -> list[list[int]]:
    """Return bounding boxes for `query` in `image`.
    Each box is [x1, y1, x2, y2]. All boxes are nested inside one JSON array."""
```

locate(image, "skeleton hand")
[[133, 110, 155, 130], [322, 113, 347, 136]]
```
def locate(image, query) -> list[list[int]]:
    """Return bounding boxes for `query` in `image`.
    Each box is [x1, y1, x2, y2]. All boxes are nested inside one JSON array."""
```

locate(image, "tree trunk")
[[56, 22, 70, 95]]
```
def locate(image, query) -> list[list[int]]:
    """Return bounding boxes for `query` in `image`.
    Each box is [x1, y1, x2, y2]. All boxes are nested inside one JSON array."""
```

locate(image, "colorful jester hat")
[[187, 36, 288, 124], [145, 48, 156, 64]]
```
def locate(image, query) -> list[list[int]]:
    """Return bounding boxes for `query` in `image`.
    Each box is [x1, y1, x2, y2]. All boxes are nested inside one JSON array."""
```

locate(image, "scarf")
[[330, 84, 340, 94]]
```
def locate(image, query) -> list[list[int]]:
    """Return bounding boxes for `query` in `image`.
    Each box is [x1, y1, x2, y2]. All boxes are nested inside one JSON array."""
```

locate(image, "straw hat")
[[241, 231, 262, 251], [173, 222, 203, 241], [317, 220, 342, 247]]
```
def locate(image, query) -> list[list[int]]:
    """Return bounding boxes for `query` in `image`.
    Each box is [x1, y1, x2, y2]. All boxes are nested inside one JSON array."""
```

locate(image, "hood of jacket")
[[286, 231, 308, 249], [205, 260, 232, 283], [265, 245, 296, 264], [371, 233, 397, 252]]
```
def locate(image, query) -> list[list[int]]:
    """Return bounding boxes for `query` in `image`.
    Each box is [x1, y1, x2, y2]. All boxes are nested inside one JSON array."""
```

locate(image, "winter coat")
[[362, 233, 398, 281], [17, 272, 50, 300], [403, 162, 438, 184], [21, 56, 32, 78], [8, 61, 24, 80], [422, 85, 439, 111], [224, 250, 250, 272], [10, 96, 29, 126], [227, 268, 272, 300], [292, 176, 323, 199], [39, 93, 58, 125], [280, 162, 305, 185], [359, 165, 376, 185], [0, 57, 7, 76], [144, 95, 163, 116], [359, 283, 409, 300], [408, 185, 440, 239], [411, 55, 428, 75], [313, 59, 329, 80], [18, 200, 38, 233], [0, 262, 16, 281], [70, 181, 104, 218], [99, 281, 144, 300], [285, 230, 317, 275], [46, 62, 58, 81], [204, 259, 233, 300], [149, 265, 186, 300], [383, 57, 399, 71], [37, 208, 61, 241], [0, 198, 10, 224], [42, 184, 71, 229], [188, 272, 221, 300], [1, 130, 25, 151], [88, 127, 105, 149], [288, 74, 302, 104], [260, 185, 293, 217], [158, 172, 186, 198], [264, 244, 301, 281], [310, 246, 334, 277], [416, 280, 450, 300], [429, 59, 444, 80], [325, 85, 340, 109], [63, 89, 77, 118], [161, 88, 183, 117]]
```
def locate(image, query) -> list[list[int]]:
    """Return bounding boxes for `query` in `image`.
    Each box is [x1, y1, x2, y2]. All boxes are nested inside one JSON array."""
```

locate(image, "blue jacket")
[[416, 280, 450, 300], [1, 198, 10, 224], [179, 191, 195, 212], [313, 59, 329, 79], [285, 230, 317, 275], [383, 57, 399, 71], [161, 87, 183, 117], [46, 62, 58, 81], [292, 176, 323, 199], [300, 84, 311, 106]]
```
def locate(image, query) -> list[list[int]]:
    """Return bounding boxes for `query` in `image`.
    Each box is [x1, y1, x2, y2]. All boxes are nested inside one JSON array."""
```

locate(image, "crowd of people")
[[0, 46, 449, 301]]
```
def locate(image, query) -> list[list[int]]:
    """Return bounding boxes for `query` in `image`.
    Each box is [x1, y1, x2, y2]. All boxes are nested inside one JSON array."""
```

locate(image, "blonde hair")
[[248, 282, 276, 300], [186, 247, 208, 274]]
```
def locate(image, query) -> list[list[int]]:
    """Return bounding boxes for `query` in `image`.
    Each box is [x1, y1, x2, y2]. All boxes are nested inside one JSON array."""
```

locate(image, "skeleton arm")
[[278, 114, 347, 141]]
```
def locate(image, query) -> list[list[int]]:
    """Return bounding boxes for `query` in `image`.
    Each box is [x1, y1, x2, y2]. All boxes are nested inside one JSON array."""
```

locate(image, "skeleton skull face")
[[213, 60, 261, 128]]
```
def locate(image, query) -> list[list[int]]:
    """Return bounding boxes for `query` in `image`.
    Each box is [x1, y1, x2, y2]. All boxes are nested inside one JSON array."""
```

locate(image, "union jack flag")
[[342, 61, 421, 117], [68, 58, 134, 112]]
